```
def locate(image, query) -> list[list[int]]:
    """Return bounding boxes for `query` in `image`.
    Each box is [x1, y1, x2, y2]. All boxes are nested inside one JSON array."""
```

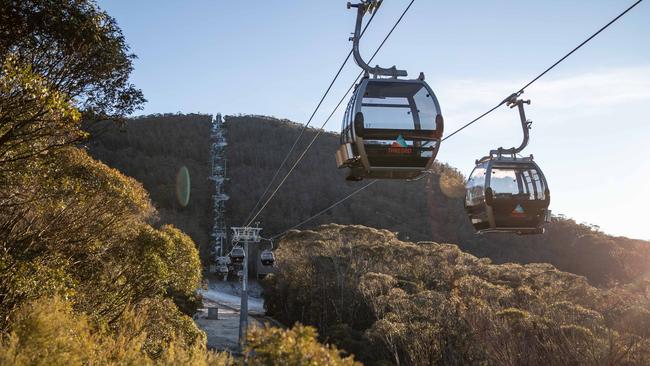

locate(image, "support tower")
[[209, 114, 229, 267]]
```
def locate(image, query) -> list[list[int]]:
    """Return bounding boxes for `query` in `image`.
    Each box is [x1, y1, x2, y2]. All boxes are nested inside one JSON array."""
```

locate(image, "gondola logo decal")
[[388, 134, 412, 154], [511, 204, 526, 217], [396, 134, 408, 147]]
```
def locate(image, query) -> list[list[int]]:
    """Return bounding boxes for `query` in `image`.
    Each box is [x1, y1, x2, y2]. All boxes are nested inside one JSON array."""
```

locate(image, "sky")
[[98, 0, 650, 240]]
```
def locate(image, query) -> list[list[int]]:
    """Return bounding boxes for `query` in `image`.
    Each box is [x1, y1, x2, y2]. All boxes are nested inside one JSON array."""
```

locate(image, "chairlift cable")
[[442, 0, 643, 143], [245, 0, 417, 226], [517, 0, 643, 95], [266, 0, 643, 239], [271, 179, 378, 239], [242, 8, 380, 225]]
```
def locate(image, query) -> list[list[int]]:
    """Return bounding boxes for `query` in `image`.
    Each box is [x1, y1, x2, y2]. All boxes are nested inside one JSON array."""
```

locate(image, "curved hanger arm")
[[259, 236, 274, 250], [490, 95, 532, 156], [349, 1, 407, 78]]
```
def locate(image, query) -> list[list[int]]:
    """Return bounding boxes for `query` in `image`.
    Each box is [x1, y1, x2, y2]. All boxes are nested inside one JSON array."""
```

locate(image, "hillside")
[[79, 114, 650, 363], [225, 115, 650, 286], [225, 115, 435, 241], [263, 224, 650, 365], [85, 114, 214, 259], [84, 113, 650, 286]]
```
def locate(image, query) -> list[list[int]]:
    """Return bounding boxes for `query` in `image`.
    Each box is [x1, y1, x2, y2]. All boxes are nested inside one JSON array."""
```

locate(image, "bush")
[[263, 224, 650, 365], [0, 297, 231, 366], [0, 298, 366, 366], [245, 324, 360, 366]]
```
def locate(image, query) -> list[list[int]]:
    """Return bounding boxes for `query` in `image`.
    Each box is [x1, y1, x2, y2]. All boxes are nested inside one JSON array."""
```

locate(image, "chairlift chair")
[[260, 249, 275, 266], [229, 246, 245, 264]]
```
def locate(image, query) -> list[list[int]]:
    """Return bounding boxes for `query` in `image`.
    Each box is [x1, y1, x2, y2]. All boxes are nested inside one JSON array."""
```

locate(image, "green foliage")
[[0, 5, 207, 362], [0, 296, 231, 366], [0, 0, 145, 119], [1, 145, 154, 326], [0, 298, 360, 366], [263, 224, 650, 365], [245, 324, 361, 366], [125, 298, 207, 359], [0, 297, 100, 366], [0, 142, 211, 355], [0, 56, 85, 166], [158, 225, 203, 296]]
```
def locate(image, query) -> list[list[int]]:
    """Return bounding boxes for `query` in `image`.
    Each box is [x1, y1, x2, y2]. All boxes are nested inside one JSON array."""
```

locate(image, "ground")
[[195, 279, 267, 353]]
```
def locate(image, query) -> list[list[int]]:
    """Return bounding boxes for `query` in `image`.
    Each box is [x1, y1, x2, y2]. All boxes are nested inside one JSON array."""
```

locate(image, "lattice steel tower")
[[209, 114, 229, 264]]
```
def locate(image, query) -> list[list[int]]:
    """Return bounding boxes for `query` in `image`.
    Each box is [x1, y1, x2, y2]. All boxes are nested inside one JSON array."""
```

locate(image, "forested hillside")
[[264, 224, 650, 365], [93, 113, 650, 286], [225, 115, 434, 241], [226, 115, 650, 287], [86, 114, 214, 259]]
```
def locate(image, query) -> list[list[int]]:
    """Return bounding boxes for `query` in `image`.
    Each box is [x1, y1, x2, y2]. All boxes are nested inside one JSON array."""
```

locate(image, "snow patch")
[[200, 280, 265, 314]]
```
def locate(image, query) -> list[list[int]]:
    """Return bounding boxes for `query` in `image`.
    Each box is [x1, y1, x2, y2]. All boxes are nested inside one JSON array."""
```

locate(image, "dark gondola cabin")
[[230, 247, 245, 264], [465, 156, 550, 234], [336, 77, 444, 180], [260, 250, 275, 266]]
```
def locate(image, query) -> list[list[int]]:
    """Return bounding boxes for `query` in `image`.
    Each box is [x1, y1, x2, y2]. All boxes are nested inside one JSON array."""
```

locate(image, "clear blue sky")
[[99, 0, 650, 240]]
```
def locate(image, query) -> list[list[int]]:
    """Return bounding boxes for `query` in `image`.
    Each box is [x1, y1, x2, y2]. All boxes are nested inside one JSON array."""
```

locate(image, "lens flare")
[[175, 166, 191, 207]]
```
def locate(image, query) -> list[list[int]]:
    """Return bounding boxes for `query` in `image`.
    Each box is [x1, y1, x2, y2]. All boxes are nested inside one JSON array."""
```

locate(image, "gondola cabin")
[[465, 155, 550, 234], [336, 77, 444, 180], [260, 250, 275, 266], [230, 246, 245, 264]]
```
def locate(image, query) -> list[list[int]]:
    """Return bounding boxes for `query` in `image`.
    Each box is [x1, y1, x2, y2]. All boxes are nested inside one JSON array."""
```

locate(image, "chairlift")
[[260, 249, 275, 266], [335, 1, 444, 181], [229, 246, 245, 264], [464, 96, 550, 234]]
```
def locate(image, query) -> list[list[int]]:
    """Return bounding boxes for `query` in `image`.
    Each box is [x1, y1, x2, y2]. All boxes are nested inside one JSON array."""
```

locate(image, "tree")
[[0, 0, 145, 120], [0, 2, 230, 363], [0, 57, 85, 168]]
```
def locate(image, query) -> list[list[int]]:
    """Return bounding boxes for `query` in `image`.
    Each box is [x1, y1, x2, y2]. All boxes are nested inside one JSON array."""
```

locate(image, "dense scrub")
[[245, 325, 360, 365], [264, 224, 650, 365], [0, 296, 356, 365], [0, 297, 228, 365]]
